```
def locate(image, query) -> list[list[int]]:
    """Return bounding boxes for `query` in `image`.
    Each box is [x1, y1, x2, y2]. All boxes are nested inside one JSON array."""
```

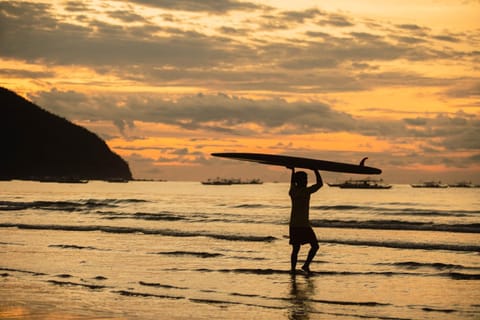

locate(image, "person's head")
[[294, 171, 308, 187]]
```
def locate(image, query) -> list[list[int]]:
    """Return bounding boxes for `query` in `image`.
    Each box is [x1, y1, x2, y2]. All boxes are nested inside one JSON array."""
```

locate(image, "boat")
[[327, 182, 342, 187], [105, 178, 129, 183], [410, 181, 448, 188], [231, 178, 263, 185], [202, 178, 232, 185], [448, 181, 476, 188], [39, 177, 89, 184], [337, 178, 392, 189], [201, 178, 263, 185]]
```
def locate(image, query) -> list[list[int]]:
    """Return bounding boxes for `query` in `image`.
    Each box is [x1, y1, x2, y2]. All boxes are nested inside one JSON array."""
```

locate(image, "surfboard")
[[211, 153, 382, 175]]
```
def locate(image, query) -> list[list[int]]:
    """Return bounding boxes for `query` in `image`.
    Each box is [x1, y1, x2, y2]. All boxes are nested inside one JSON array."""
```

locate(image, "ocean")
[[1, 180, 479, 319]]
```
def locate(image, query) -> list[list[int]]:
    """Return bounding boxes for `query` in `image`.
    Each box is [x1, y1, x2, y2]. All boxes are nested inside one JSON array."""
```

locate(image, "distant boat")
[[410, 181, 448, 188], [233, 178, 263, 185], [39, 177, 89, 184], [201, 178, 263, 185], [335, 178, 392, 189], [105, 178, 129, 183], [448, 181, 476, 188], [327, 182, 342, 187], [202, 178, 232, 185], [134, 178, 167, 182]]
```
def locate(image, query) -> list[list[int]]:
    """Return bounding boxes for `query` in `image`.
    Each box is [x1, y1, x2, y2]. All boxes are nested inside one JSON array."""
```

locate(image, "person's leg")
[[302, 241, 319, 273], [291, 244, 301, 273]]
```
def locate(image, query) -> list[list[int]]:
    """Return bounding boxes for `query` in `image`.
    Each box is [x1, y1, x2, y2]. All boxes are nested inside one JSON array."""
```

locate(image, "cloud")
[[402, 112, 480, 151], [107, 10, 148, 23], [218, 26, 250, 36], [124, 152, 165, 176], [441, 128, 480, 150], [432, 34, 461, 43], [0, 2, 247, 68], [280, 8, 323, 23], [391, 35, 426, 44], [395, 24, 430, 33], [258, 9, 355, 30], [318, 13, 355, 27], [28, 88, 479, 156], [26, 89, 357, 137], [1, 1, 476, 97], [29, 89, 359, 133], [115, 0, 262, 13], [113, 119, 135, 136], [64, 1, 90, 12], [445, 81, 480, 98], [0, 68, 54, 79], [0, 1, 464, 70]]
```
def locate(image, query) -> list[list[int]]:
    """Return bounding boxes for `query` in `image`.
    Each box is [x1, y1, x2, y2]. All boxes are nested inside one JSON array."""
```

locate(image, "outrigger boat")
[[410, 181, 448, 188], [330, 178, 392, 189], [201, 178, 263, 185], [448, 181, 476, 188]]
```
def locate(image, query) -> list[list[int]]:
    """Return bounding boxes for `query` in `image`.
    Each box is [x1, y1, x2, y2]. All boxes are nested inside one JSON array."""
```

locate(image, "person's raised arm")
[[288, 167, 295, 195], [308, 169, 323, 193], [290, 167, 295, 184]]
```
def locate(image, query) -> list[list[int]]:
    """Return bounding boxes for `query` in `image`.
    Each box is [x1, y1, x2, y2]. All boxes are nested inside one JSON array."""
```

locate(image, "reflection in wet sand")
[[288, 274, 314, 320]]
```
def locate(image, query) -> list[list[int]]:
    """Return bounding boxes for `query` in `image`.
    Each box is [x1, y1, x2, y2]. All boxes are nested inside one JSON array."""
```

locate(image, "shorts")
[[289, 226, 318, 245]]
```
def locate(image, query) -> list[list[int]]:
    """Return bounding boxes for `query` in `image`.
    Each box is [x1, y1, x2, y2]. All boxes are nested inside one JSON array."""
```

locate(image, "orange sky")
[[1, 0, 479, 182]]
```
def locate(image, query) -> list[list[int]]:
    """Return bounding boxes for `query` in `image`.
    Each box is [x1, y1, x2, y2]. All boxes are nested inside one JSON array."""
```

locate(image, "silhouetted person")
[[288, 168, 323, 274]]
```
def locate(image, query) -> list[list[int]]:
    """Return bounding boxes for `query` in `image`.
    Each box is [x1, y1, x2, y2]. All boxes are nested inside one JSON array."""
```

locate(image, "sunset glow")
[[1, 0, 479, 182]]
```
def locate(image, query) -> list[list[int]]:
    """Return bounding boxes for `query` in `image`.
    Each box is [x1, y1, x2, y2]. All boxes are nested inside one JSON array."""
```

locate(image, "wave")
[[151, 251, 224, 258], [47, 280, 107, 290], [115, 290, 185, 300], [313, 205, 367, 211], [0, 241, 24, 246], [116, 290, 283, 310], [380, 208, 475, 217], [312, 205, 479, 217], [443, 272, 480, 280], [377, 261, 480, 271], [191, 267, 408, 279], [231, 203, 464, 217], [152, 249, 265, 261], [318, 239, 480, 253], [96, 210, 261, 225], [3, 264, 471, 318], [139, 281, 188, 290], [98, 211, 478, 232], [1, 222, 478, 252], [115, 288, 410, 319], [0, 199, 147, 212], [191, 267, 480, 281], [0, 223, 277, 243], [192, 267, 415, 279], [232, 204, 268, 209], [100, 211, 187, 221], [310, 219, 480, 233], [134, 280, 392, 308], [421, 307, 456, 313], [48, 244, 109, 251], [3, 265, 391, 311], [0, 267, 46, 276]]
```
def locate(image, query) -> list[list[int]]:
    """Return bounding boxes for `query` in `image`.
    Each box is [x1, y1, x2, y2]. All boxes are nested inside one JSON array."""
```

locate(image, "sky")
[[1, 0, 479, 183]]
